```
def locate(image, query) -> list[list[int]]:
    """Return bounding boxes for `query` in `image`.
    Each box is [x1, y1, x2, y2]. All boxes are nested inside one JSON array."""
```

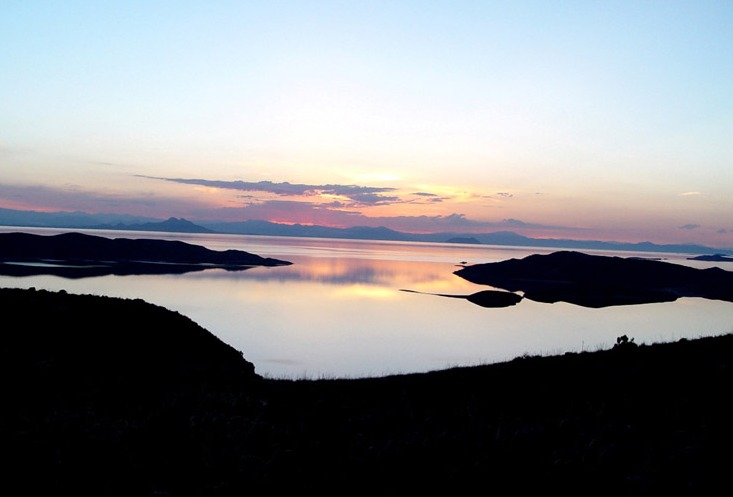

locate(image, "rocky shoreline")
[[2, 286, 732, 495]]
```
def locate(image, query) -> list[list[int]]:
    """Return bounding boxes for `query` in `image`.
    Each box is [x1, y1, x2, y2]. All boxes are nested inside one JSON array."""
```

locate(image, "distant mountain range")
[[201, 220, 732, 255], [1, 207, 731, 255], [90, 216, 214, 233]]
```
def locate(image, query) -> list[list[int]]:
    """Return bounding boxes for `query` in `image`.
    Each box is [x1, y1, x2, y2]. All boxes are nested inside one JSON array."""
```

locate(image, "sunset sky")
[[2, 1, 732, 247]]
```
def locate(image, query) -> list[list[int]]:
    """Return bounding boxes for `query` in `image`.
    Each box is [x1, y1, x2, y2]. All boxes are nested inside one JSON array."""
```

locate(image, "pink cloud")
[[193, 200, 577, 234], [0, 182, 212, 217]]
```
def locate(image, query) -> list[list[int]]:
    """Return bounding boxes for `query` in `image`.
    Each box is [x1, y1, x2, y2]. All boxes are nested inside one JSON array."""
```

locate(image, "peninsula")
[[455, 250, 733, 307], [688, 253, 733, 262], [0, 231, 291, 277]]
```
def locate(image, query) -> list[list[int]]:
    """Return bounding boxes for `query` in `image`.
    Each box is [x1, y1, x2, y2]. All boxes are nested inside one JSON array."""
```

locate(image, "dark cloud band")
[[140, 176, 400, 206]]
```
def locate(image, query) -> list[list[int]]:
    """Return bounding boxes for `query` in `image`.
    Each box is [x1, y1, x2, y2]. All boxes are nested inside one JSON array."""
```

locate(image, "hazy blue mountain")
[[1, 208, 730, 255], [90, 217, 214, 233], [445, 237, 482, 244], [199, 220, 418, 241], [0, 207, 159, 228], [198, 221, 731, 255]]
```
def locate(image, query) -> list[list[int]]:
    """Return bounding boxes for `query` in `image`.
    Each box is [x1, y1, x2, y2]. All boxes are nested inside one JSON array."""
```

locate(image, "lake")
[[2, 226, 732, 378]]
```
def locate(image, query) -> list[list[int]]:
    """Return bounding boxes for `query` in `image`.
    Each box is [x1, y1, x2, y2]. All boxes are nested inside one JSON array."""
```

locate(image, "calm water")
[[2, 226, 732, 378]]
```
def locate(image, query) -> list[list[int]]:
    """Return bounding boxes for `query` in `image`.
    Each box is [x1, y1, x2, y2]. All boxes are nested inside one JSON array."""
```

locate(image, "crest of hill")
[[3, 286, 733, 495], [0, 231, 291, 267], [455, 250, 733, 307], [0, 287, 259, 395]]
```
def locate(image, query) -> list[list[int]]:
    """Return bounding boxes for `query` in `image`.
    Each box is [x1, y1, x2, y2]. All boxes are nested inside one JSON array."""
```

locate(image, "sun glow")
[[317, 193, 349, 204], [2, 2, 732, 249], [349, 172, 402, 183], [193, 186, 222, 195], [411, 184, 478, 201]]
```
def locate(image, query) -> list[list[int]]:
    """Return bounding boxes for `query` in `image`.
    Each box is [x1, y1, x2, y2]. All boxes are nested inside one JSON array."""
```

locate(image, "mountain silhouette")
[[2, 207, 732, 255], [90, 216, 214, 233]]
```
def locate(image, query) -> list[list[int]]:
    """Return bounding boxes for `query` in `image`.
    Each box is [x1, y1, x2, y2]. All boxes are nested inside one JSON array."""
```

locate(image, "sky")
[[2, 1, 732, 247]]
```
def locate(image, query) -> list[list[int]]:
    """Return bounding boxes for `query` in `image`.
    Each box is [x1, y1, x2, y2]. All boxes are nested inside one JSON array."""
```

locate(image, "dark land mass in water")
[[444, 236, 482, 244], [455, 250, 733, 308], [688, 253, 733, 262], [2, 286, 732, 496], [0, 231, 291, 277], [401, 288, 523, 308]]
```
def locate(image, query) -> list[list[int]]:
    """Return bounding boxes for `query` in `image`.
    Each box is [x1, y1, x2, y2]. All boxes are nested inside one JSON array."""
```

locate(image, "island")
[[455, 250, 733, 307], [444, 236, 481, 244], [688, 253, 733, 262], [2, 286, 732, 495], [0, 231, 291, 277]]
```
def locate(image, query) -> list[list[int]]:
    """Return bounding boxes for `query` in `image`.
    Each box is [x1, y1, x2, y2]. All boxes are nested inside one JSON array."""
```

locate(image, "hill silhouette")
[[688, 253, 733, 262], [2, 286, 732, 496], [455, 250, 733, 307], [0, 231, 291, 277]]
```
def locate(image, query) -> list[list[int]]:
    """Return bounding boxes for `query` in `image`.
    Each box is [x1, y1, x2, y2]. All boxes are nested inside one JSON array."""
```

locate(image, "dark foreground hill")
[[2, 287, 732, 496]]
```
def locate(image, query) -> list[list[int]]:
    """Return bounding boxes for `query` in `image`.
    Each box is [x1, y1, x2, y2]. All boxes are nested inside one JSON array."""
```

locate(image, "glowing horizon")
[[1, 1, 732, 248]]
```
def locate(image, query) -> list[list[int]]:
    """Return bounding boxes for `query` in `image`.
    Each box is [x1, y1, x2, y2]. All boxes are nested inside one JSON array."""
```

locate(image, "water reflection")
[[186, 257, 464, 290], [401, 289, 523, 308], [1, 227, 732, 378]]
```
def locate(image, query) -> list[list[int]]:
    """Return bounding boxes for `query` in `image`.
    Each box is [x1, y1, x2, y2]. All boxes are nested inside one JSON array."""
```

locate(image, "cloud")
[[0, 179, 585, 236], [195, 202, 482, 231], [483, 192, 514, 200], [348, 214, 581, 234], [196, 201, 580, 234], [0, 182, 148, 210], [679, 223, 701, 230], [1, 175, 584, 236], [679, 191, 702, 196], [200, 200, 362, 226], [501, 218, 527, 227], [407, 192, 447, 204], [416, 213, 485, 228], [348, 191, 401, 206], [0, 181, 211, 217], [140, 176, 401, 207]]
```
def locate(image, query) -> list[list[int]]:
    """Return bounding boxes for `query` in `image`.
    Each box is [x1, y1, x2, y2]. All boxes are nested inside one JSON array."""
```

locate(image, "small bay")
[[2, 226, 732, 378]]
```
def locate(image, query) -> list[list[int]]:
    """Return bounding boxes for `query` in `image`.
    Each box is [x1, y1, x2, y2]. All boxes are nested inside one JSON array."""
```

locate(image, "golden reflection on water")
[[1, 229, 732, 378], [330, 285, 399, 300]]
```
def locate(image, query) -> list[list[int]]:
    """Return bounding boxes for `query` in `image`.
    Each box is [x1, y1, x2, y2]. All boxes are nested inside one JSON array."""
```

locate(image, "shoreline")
[[3, 286, 732, 495]]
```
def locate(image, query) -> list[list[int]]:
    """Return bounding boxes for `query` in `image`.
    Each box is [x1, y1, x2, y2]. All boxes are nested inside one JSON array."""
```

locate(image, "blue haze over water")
[[1, 227, 732, 378]]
